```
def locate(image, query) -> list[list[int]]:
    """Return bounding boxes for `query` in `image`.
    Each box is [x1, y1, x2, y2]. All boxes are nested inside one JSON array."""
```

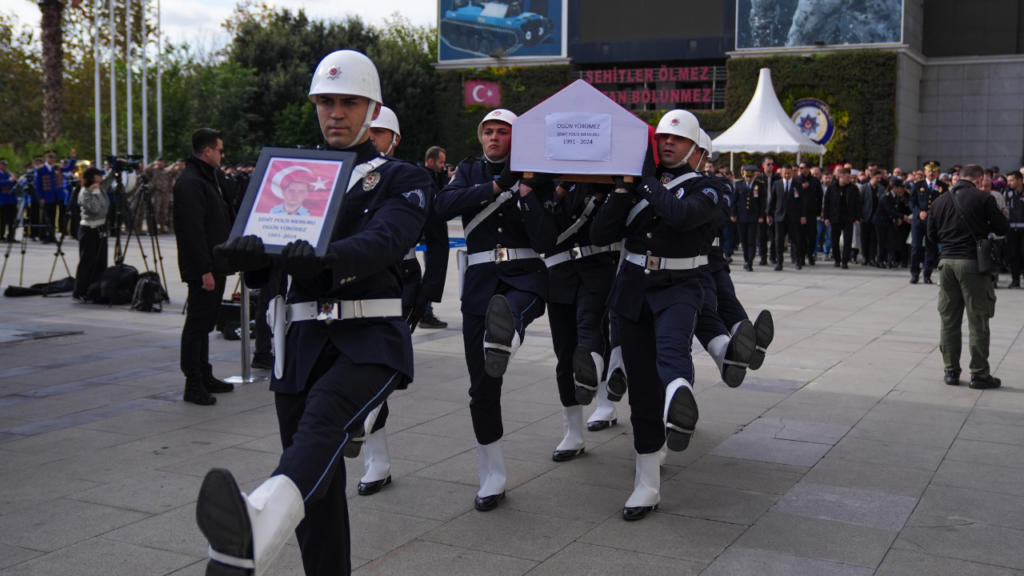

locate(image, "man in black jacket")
[[795, 162, 823, 265], [824, 168, 861, 268], [767, 164, 806, 270], [173, 128, 235, 405], [928, 164, 1009, 389]]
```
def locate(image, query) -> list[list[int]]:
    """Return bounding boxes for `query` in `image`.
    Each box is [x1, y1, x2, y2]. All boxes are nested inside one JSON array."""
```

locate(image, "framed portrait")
[[229, 148, 357, 256]]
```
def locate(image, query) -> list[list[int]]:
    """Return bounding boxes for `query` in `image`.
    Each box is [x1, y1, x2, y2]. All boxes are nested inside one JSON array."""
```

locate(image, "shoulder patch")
[[402, 189, 426, 209], [702, 188, 719, 203]]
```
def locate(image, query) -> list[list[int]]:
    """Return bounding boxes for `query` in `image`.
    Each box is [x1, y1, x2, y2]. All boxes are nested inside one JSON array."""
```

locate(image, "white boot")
[[658, 441, 668, 467], [622, 452, 660, 521], [200, 471, 305, 576], [344, 403, 384, 459], [587, 378, 619, 429], [707, 334, 730, 376], [553, 406, 586, 461], [358, 427, 392, 494], [475, 441, 507, 510]]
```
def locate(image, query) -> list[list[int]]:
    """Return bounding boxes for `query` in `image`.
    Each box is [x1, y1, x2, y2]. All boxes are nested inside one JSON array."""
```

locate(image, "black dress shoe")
[[183, 378, 216, 406], [552, 447, 585, 462], [1009, 281, 1021, 289], [475, 491, 505, 511], [944, 371, 961, 386], [418, 314, 448, 329], [622, 504, 657, 521], [251, 354, 274, 370], [841, 262, 849, 269], [587, 419, 616, 431], [774, 264, 783, 271], [808, 257, 816, 266], [833, 261, 840, 268], [924, 277, 933, 284], [796, 264, 802, 270], [204, 375, 235, 394], [758, 259, 768, 266], [358, 475, 392, 496], [969, 375, 1002, 390], [910, 277, 919, 284]]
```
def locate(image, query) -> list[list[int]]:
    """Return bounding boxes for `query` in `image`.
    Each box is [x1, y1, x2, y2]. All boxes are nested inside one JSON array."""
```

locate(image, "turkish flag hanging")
[[464, 80, 501, 108]]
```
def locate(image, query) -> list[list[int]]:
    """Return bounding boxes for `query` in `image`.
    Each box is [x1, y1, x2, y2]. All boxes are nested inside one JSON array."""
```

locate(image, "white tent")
[[711, 68, 826, 167]]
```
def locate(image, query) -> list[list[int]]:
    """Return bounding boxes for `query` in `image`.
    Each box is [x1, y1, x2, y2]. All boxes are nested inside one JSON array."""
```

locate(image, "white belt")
[[288, 298, 402, 323], [624, 250, 707, 271], [544, 242, 622, 267], [404, 248, 417, 260], [467, 247, 541, 266]]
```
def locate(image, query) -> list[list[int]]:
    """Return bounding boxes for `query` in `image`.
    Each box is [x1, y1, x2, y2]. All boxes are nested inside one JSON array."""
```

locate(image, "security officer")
[[33, 151, 63, 243], [795, 162, 823, 265], [873, 177, 903, 268], [732, 166, 763, 271], [1002, 170, 1024, 288], [909, 161, 949, 283], [434, 109, 558, 511], [544, 180, 619, 452], [590, 109, 720, 521], [195, 50, 432, 576], [0, 160, 16, 242]]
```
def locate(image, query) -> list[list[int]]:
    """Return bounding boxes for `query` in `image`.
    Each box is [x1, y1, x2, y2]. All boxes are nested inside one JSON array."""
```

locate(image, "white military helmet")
[[655, 109, 701, 168], [308, 50, 383, 146], [370, 105, 401, 137], [477, 108, 517, 142], [698, 130, 712, 155]]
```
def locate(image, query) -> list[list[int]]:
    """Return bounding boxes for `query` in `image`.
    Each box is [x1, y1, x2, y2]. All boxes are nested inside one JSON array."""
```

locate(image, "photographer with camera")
[[173, 128, 235, 405], [73, 167, 109, 301]]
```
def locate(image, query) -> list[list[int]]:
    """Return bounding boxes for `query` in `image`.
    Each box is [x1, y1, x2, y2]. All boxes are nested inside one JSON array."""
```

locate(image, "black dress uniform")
[[434, 157, 557, 444], [1005, 186, 1024, 286], [544, 182, 619, 446], [591, 162, 719, 457], [909, 176, 949, 282], [732, 174, 765, 270], [400, 167, 451, 322], [239, 139, 431, 574], [768, 177, 807, 270]]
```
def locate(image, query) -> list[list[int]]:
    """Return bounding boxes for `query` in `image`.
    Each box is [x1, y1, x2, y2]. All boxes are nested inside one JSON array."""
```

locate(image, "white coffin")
[[510, 79, 650, 178]]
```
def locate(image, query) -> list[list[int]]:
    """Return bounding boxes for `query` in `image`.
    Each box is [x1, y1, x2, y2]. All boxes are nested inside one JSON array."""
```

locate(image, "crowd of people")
[[709, 158, 1024, 288]]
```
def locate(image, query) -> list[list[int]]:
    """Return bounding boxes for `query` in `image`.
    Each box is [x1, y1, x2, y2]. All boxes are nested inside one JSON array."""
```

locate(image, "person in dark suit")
[[795, 162, 823, 266], [824, 168, 861, 268], [767, 165, 807, 270], [731, 165, 764, 271], [873, 177, 904, 268], [755, 156, 777, 265], [435, 108, 558, 512]]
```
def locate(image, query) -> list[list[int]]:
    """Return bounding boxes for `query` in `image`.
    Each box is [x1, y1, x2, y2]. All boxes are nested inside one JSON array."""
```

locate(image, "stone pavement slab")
[[2, 236, 1024, 574]]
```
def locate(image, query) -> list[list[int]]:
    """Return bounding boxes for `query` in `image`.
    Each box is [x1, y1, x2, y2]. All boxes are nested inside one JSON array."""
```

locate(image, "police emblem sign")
[[790, 98, 835, 146]]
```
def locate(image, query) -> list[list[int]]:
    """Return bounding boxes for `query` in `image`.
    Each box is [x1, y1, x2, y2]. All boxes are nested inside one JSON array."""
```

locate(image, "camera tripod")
[[110, 171, 170, 300], [0, 178, 71, 293]]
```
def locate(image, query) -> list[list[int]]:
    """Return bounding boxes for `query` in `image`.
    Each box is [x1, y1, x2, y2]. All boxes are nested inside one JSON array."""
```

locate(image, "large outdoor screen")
[[438, 0, 567, 64], [736, 0, 904, 50]]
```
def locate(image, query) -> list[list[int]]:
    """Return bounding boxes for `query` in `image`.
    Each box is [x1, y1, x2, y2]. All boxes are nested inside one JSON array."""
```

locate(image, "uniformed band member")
[[732, 165, 764, 271], [33, 151, 63, 243], [909, 161, 949, 283], [590, 109, 721, 521], [767, 164, 807, 270], [195, 50, 432, 576], [434, 109, 558, 511], [0, 160, 16, 242]]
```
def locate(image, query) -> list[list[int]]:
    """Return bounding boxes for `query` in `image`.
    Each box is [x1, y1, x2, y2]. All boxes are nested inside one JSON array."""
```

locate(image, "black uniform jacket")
[[824, 182, 861, 224], [768, 178, 807, 223], [704, 175, 734, 273], [435, 156, 558, 315], [591, 165, 720, 321], [873, 190, 900, 228], [795, 174, 824, 218], [732, 178, 765, 223], [173, 155, 234, 283], [927, 181, 1009, 260], [401, 168, 451, 303], [910, 179, 949, 220], [246, 140, 431, 393], [547, 183, 618, 305]]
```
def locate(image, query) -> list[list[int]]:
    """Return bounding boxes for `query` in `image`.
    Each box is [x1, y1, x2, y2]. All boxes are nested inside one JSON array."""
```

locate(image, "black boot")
[[204, 373, 235, 394], [184, 377, 217, 405]]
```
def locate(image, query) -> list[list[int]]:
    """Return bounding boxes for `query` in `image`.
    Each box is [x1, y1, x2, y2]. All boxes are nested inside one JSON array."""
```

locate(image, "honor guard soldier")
[[434, 109, 558, 511], [732, 165, 764, 271], [590, 110, 721, 521], [909, 161, 949, 283], [195, 50, 432, 576], [33, 151, 63, 243], [353, 106, 450, 497], [544, 179, 620, 452]]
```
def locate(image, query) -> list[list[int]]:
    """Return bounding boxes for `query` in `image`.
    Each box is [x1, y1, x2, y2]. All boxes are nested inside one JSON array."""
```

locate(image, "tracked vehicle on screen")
[[441, 1, 555, 58]]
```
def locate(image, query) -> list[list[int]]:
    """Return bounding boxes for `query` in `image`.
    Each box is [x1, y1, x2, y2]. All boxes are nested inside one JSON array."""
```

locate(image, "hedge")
[[435, 50, 897, 168]]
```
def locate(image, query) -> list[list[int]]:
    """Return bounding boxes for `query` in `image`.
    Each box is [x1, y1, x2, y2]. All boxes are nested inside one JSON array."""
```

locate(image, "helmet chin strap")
[[385, 134, 396, 157], [661, 140, 698, 170], [348, 101, 377, 149]]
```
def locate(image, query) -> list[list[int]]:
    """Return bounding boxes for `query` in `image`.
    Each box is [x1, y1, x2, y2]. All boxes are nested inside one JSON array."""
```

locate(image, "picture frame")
[[228, 147, 358, 256]]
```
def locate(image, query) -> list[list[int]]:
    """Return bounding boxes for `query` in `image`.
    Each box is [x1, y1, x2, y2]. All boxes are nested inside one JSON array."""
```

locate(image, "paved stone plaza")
[[0, 233, 1023, 575]]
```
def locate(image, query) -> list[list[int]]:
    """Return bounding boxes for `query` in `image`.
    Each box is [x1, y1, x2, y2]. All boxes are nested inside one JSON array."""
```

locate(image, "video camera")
[[107, 154, 144, 173]]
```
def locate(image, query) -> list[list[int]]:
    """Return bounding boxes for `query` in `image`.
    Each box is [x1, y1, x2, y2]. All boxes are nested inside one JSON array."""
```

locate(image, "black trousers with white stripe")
[[274, 341, 404, 576]]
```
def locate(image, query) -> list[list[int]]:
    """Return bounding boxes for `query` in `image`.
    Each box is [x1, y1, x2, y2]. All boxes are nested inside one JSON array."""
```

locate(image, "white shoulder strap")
[[463, 183, 518, 238], [625, 172, 699, 226], [555, 198, 596, 245], [347, 157, 388, 192]]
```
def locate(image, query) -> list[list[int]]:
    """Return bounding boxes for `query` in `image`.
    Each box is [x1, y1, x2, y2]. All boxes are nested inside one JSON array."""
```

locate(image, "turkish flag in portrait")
[[464, 80, 501, 108]]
